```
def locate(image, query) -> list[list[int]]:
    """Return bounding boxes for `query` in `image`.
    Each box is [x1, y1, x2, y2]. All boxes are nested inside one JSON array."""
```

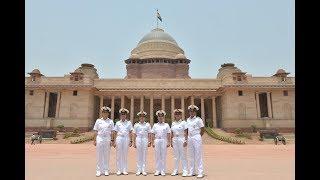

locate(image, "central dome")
[[138, 28, 178, 45], [130, 28, 185, 59]]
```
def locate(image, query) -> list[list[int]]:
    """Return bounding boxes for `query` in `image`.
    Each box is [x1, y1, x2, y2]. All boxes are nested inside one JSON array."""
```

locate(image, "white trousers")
[[187, 134, 204, 175], [135, 137, 148, 172], [96, 136, 111, 173], [116, 136, 130, 172], [172, 137, 188, 173], [154, 139, 167, 172]]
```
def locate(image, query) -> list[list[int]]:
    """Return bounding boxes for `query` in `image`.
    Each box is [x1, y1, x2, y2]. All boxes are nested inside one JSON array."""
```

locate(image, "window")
[[31, 76, 35, 82], [283, 90, 288, 96], [233, 76, 236, 80], [73, 91, 78, 96], [281, 77, 286, 82], [74, 76, 79, 81], [238, 90, 243, 96], [29, 90, 34, 96], [237, 76, 242, 81]]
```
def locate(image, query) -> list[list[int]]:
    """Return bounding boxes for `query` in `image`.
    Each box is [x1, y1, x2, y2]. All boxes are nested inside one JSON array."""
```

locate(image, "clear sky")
[[26, 0, 294, 78]]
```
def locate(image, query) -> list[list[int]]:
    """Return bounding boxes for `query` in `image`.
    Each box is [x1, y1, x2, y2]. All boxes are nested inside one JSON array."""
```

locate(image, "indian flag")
[[156, 10, 162, 22]]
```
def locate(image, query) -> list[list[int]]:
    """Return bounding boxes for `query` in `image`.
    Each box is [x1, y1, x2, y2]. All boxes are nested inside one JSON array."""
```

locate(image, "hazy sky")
[[26, 0, 294, 78]]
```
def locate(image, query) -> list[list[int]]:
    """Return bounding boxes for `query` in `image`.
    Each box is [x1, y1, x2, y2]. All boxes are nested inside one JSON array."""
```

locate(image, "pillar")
[[161, 95, 165, 110], [140, 95, 144, 111], [212, 96, 216, 128], [111, 96, 115, 120], [255, 92, 261, 118], [55, 92, 61, 118], [44, 91, 50, 118], [171, 96, 175, 121], [201, 97, 205, 121], [267, 92, 272, 118], [121, 95, 125, 108], [181, 96, 185, 119], [150, 95, 154, 125], [191, 95, 195, 105], [99, 95, 104, 117], [130, 96, 134, 123]]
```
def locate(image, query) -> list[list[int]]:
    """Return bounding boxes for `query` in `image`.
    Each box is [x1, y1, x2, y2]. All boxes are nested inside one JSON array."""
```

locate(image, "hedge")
[[205, 127, 245, 144]]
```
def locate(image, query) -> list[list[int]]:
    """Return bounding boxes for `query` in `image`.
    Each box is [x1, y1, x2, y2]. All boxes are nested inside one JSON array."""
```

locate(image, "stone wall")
[[220, 88, 295, 129]]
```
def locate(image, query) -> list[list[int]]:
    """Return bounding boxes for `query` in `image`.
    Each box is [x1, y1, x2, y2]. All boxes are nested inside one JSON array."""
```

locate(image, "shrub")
[[57, 124, 64, 131], [205, 127, 245, 144], [235, 132, 252, 140], [251, 125, 258, 133], [70, 135, 94, 144], [234, 128, 243, 135], [63, 132, 80, 139], [73, 127, 80, 134]]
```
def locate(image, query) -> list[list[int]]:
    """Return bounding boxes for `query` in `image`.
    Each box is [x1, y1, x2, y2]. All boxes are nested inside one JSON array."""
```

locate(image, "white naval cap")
[[188, 104, 199, 111], [156, 110, 166, 116], [173, 109, 184, 113], [119, 108, 129, 114], [101, 106, 111, 112], [137, 110, 147, 116]]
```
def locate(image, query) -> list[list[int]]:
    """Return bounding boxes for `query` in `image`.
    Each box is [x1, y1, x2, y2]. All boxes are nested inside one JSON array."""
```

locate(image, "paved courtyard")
[[26, 144, 294, 180]]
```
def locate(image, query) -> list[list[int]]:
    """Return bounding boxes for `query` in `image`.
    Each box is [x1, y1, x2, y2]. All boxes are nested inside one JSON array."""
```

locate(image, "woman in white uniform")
[[151, 110, 171, 176], [170, 109, 188, 177], [93, 106, 114, 177], [186, 105, 205, 178], [113, 108, 133, 176], [132, 110, 152, 176]]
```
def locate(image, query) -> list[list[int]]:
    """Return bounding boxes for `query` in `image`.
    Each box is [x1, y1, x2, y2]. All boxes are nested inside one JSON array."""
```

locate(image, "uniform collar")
[[174, 119, 182, 123], [120, 119, 127, 122], [189, 116, 197, 120], [101, 117, 110, 121], [139, 121, 146, 124]]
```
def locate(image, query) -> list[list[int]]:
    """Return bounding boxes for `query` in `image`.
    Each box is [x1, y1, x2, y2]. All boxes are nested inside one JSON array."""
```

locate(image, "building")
[[25, 28, 295, 132]]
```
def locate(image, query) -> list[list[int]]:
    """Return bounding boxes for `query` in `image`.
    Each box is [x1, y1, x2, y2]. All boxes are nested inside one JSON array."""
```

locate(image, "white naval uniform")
[[93, 118, 114, 173], [186, 116, 204, 175], [113, 120, 133, 173], [133, 122, 151, 172], [151, 122, 171, 173], [171, 120, 188, 174]]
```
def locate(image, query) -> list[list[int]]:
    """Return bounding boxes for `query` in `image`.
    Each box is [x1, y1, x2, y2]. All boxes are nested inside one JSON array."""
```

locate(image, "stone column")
[[181, 96, 185, 119], [266, 92, 272, 128], [212, 96, 216, 128], [111, 96, 115, 120], [99, 95, 104, 117], [201, 97, 205, 121], [44, 92, 50, 118], [255, 92, 261, 118], [161, 95, 165, 110], [150, 95, 154, 125], [267, 92, 272, 118], [171, 96, 175, 121], [191, 95, 195, 105], [130, 96, 134, 123], [55, 92, 61, 118], [121, 95, 125, 108], [140, 95, 144, 111]]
